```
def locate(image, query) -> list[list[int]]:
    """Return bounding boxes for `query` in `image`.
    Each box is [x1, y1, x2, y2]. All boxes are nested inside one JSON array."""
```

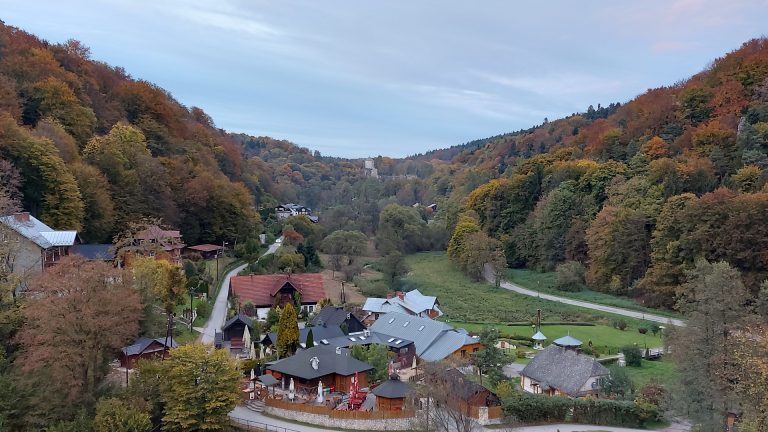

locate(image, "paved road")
[[230, 406, 690, 432], [200, 238, 283, 344], [484, 267, 686, 327]]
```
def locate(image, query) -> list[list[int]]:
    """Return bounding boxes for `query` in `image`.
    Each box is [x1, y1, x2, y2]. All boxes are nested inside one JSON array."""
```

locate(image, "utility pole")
[[162, 313, 174, 361]]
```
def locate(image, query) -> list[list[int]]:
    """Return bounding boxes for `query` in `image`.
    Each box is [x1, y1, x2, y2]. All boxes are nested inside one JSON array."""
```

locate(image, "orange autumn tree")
[[16, 256, 142, 423]]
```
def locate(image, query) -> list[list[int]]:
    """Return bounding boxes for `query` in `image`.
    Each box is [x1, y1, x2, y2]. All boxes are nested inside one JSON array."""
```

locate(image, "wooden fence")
[[265, 397, 415, 419]]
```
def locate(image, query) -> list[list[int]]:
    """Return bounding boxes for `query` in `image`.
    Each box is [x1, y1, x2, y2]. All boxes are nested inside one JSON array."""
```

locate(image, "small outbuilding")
[[222, 314, 254, 353], [120, 336, 177, 369], [372, 375, 411, 411]]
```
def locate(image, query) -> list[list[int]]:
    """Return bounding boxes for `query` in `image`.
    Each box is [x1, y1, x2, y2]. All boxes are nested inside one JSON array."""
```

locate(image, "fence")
[[265, 397, 415, 419], [230, 416, 302, 432]]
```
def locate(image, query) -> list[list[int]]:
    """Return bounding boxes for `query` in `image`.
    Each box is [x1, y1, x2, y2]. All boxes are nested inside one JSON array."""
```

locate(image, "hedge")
[[502, 393, 659, 428]]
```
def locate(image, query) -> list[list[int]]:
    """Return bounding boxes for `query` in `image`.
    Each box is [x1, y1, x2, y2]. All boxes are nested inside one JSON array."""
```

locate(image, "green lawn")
[[506, 268, 682, 319], [405, 252, 654, 328], [451, 321, 662, 352], [624, 358, 678, 387]]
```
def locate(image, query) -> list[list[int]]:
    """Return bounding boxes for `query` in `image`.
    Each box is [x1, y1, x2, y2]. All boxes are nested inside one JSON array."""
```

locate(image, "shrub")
[[196, 300, 212, 319], [554, 261, 586, 292], [622, 345, 643, 367], [650, 323, 661, 336], [638, 327, 648, 334], [496, 380, 514, 399], [516, 350, 528, 359], [616, 319, 628, 331]]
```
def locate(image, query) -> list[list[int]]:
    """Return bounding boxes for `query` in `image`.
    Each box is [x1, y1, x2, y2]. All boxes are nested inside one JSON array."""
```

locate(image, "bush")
[[650, 323, 661, 336], [496, 380, 514, 399], [516, 350, 528, 359], [638, 327, 648, 334], [554, 261, 586, 292], [622, 345, 643, 367], [502, 392, 570, 423], [616, 319, 628, 331], [196, 300, 212, 319]]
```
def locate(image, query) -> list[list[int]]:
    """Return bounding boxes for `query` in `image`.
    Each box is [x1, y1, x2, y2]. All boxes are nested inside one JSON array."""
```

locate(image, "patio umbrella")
[[243, 326, 251, 354], [288, 378, 295, 401], [250, 368, 255, 381], [250, 369, 255, 391], [260, 344, 265, 359], [317, 380, 324, 403], [249, 342, 257, 360], [412, 355, 417, 369]]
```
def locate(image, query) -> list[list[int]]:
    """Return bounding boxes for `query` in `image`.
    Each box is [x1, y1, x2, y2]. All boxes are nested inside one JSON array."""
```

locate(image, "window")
[[402, 321, 409, 327], [320, 339, 329, 345], [418, 325, 425, 331], [395, 340, 402, 345], [387, 338, 395, 343], [349, 337, 356, 341], [399, 347, 408, 354], [388, 318, 395, 324]]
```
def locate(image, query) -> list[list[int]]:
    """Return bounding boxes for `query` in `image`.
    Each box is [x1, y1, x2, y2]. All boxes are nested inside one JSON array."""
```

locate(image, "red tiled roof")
[[230, 273, 325, 307]]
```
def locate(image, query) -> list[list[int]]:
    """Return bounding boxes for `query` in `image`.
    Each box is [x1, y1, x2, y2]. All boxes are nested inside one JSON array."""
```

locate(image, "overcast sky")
[[2, 1, 768, 157]]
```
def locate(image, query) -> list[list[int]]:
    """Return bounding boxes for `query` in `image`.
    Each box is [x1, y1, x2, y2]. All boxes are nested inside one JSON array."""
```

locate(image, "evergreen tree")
[[276, 304, 299, 357]]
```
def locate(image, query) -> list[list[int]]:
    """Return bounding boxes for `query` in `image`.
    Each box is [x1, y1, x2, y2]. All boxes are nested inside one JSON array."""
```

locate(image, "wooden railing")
[[265, 398, 415, 419]]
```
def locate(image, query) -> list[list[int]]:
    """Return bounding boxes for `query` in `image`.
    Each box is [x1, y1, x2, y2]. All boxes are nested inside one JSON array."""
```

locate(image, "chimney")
[[363, 329, 370, 337], [396, 291, 405, 301], [13, 212, 30, 223], [335, 347, 342, 355]]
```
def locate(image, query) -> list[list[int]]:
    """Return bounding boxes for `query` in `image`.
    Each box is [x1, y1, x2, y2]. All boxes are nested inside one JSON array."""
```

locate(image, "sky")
[[2, 1, 768, 158]]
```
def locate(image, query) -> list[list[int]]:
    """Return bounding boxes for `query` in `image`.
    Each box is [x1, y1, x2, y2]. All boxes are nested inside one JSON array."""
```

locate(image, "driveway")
[[484, 267, 686, 327], [200, 237, 283, 344]]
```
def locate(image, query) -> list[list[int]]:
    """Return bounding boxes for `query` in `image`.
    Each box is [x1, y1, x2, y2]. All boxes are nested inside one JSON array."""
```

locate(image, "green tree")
[[350, 344, 389, 384], [381, 252, 409, 290], [472, 327, 505, 386], [460, 231, 507, 282], [305, 329, 314, 348], [160, 345, 240, 432], [447, 217, 480, 264], [671, 260, 754, 432], [276, 304, 299, 357], [93, 398, 151, 432], [376, 204, 426, 254], [621, 345, 642, 367], [555, 261, 586, 292], [70, 162, 116, 242], [600, 365, 634, 399]]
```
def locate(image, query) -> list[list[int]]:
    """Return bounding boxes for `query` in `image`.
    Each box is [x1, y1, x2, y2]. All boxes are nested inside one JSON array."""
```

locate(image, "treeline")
[[0, 23, 263, 244], [448, 38, 768, 308]]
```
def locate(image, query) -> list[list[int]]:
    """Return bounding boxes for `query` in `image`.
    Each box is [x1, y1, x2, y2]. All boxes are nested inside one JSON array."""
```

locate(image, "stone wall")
[[264, 406, 415, 431]]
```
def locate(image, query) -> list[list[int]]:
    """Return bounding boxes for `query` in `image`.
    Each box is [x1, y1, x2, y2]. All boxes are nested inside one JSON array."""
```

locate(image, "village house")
[[0, 212, 78, 285], [261, 324, 345, 352], [368, 312, 481, 362], [230, 273, 325, 319], [275, 204, 319, 223], [324, 329, 417, 368], [310, 306, 366, 334], [120, 336, 177, 369], [215, 313, 253, 354], [266, 345, 373, 394], [119, 225, 185, 266], [362, 289, 442, 325], [184, 243, 223, 260], [520, 335, 610, 397]]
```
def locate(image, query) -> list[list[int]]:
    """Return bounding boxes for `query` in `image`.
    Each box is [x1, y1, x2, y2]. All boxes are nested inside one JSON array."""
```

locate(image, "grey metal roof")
[[532, 331, 547, 341], [0, 214, 55, 248], [323, 331, 414, 350], [311, 306, 361, 328], [267, 345, 373, 380], [122, 336, 178, 356], [264, 324, 344, 347], [520, 345, 609, 397], [39, 231, 77, 246], [362, 290, 442, 317], [369, 312, 476, 362], [362, 297, 413, 315], [258, 374, 279, 386], [372, 377, 411, 399], [553, 335, 582, 347]]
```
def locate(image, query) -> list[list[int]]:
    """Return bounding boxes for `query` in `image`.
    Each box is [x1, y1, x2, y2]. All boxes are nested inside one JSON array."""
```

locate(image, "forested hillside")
[[436, 38, 768, 308]]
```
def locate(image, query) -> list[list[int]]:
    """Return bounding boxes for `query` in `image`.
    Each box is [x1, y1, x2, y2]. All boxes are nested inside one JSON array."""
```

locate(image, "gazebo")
[[372, 375, 411, 411], [532, 331, 547, 350]]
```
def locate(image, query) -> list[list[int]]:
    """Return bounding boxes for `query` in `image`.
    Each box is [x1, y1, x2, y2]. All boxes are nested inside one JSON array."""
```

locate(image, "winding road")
[[484, 267, 686, 327], [200, 238, 283, 344]]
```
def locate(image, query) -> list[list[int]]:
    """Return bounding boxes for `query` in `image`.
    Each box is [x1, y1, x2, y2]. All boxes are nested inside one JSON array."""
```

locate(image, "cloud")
[[651, 40, 697, 54], [473, 71, 625, 98]]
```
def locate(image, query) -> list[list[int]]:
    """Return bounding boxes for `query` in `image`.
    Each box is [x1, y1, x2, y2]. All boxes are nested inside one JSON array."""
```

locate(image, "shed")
[[372, 375, 411, 411]]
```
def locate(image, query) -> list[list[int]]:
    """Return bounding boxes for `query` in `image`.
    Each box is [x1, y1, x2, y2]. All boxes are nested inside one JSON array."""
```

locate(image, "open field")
[[624, 358, 678, 388], [405, 252, 655, 328], [450, 321, 662, 352], [506, 269, 683, 319]]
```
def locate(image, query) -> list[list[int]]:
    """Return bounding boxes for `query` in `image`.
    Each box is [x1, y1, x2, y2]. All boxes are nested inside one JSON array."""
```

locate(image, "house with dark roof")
[[220, 313, 253, 353], [230, 273, 325, 319], [185, 243, 223, 259], [520, 337, 610, 397], [120, 336, 177, 369], [70, 244, 115, 261], [310, 306, 365, 334], [0, 212, 78, 285], [275, 204, 318, 223], [373, 375, 411, 411], [324, 329, 416, 367], [362, 289, 442, 324], [261, 324, 345, 351], [368, 312, 480, 362], [266, 345, 373, 393]]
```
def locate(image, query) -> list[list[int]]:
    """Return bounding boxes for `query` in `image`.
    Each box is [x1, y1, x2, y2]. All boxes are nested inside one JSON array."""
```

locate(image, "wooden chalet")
[[266, 345, 372, 394], [230, 273, 325, 319], [372, 375, 411, 411], [120, 336, 177, 369], [185, 243, 223, 259]]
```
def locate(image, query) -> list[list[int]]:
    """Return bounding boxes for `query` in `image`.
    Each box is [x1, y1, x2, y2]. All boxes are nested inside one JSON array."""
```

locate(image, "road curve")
[[484, 267, 686, 327], [200, 238, 283, 344]]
